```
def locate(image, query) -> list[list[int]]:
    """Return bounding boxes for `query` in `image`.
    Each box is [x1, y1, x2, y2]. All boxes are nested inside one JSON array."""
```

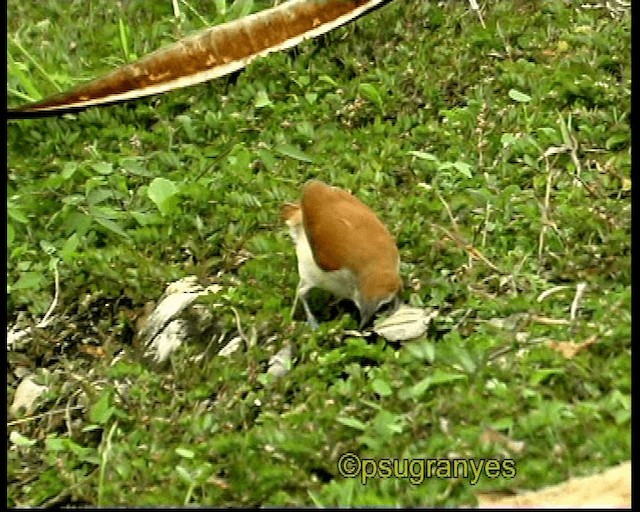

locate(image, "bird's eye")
[[377, 296, 400, 317]]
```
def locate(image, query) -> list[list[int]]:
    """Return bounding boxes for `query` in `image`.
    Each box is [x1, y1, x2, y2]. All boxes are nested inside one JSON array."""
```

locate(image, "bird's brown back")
[[300, 180, 399, 277]]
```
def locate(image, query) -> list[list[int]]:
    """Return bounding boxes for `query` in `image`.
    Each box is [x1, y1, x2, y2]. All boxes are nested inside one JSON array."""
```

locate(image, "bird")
[[282, 179, 402, 329], [7, 0, 392, 117]]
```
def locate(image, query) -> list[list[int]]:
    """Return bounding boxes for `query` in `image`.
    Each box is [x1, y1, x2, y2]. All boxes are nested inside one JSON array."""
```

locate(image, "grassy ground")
[[7, 0, 630, 507]]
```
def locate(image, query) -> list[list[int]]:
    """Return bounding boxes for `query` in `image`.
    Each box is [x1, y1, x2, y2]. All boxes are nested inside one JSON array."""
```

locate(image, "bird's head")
[[355, 269, 403, 329]]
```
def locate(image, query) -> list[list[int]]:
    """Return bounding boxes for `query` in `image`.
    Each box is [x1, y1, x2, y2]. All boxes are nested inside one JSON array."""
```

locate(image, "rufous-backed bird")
[[282, 180, 402, 329]]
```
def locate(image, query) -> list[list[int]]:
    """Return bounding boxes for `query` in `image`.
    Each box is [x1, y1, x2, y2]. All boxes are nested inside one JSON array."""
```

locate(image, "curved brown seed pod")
[[8, 0, 391, 117]]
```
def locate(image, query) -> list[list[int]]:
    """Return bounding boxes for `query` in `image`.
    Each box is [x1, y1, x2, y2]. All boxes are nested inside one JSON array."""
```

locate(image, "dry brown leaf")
[[476, 461, 630, 508], [373, 305, 438, 341], [78, 345, 106, 358], [546, 335, 597, 359]]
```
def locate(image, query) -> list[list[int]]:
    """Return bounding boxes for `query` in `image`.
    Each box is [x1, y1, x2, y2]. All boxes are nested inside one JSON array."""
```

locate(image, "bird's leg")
[[291, 285, 301, 317], [291, 281, 319, 330], [293, 281, 320, 330], [301, 296, 320, 331]]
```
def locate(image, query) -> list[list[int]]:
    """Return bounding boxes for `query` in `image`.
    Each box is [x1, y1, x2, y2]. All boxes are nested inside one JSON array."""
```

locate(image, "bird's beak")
[[358, 302, 378, 330], [358, 295, 400, 330]]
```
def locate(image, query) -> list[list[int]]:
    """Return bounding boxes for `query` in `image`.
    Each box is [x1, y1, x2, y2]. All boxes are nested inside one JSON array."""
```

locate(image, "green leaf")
[[274, 144, 314, 163], [175, 448, 195, 458], [90, 205, 122, 220], [296, 121, 315, 141], [60, 233, 80, 261], [508, 89, 532, 103], [605, 133, 629, 151], [451, 346, 476, 373], [257, 149, 278, 172], [120, 158, 152, 177], [359, 83, 383, 110], [148, 177, 179, 215], [39, 240, 56, 255], [66, 439, 99, 463], [61, 194, 85, 206], [92, 162, 114, 175], [177, 114, 196, 140], [12, 271, 45, 291], [370, 378, 393, 397], [213, 0, 226, 15], [500, 133, 518, 147], [430, 370, 467, 387], [64, 211, 92, 235], [452, 161, 473, 178], [615, 409, 631, 425], [45, 436, 67, 452], [176, 465, 193, 483], [402, 375, 431, 400], [61, 162, 78, 180], [10, 431, 37, 447], [7, 223, 15, 246], [405, 339, 435, 362], [336, 416, 367, 431], [92, 215, 130, 239], [491, 417, 515, 431], [254, 89, 272, 108], [409, 150, 440, 162], [89, 392, 114, 425], [318, 75, 337, 87], [7, 204, 29, 224], [228, 0, 253, 19], [86, 188, 113, 206], [131, 211, 162, 226], [372, 409, 405, 436], [400, 370, 467, 400], [530, 368, 564, 386]]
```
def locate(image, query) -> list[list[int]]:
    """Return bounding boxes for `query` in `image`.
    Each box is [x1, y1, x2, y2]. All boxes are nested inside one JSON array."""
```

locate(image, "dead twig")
[[433, 188, 502, 273], [488, 337, 549, 362], [7, 405, 85, 427], [432, 222, 502, 274], [38, 261, 60, 328], [481, 203, 491, 248], [536, 285, 571, 303], [468, 0, 486, 28], [435, 188, 460, 234], [230, 306, 255, 348], [570, 282, 587, 322], [530, 314, 596, 328]]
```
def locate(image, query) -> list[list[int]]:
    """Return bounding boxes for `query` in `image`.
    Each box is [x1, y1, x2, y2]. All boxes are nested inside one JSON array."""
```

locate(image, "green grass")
[[7, 0, 630, 507]]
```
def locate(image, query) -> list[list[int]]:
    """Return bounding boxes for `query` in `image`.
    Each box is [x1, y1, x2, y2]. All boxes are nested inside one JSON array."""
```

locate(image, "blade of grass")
[[7, 87, 37, 103], [212, 0, 227, 16], [9, 36, 62, 93], [118, 17, 132, 63], [7, 50, 42, 101], [179, 0, 210, 27]]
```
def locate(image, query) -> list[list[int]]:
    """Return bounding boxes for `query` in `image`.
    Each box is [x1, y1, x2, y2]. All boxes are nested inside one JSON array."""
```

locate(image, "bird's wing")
[[300, 180, 397, 273]]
